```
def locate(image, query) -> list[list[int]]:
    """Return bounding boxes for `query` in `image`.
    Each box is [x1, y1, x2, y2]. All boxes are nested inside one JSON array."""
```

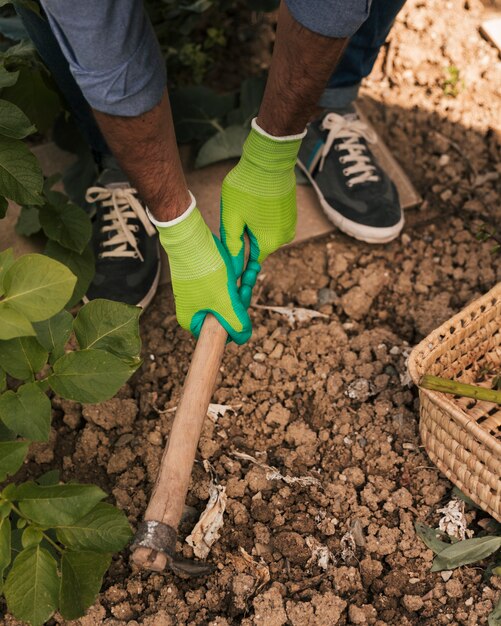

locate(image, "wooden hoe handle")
[[131, 314, 227, 573]]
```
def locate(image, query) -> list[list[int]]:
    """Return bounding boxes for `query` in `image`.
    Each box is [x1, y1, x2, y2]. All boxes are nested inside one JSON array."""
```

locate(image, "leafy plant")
[[476, 223, 501, 256], [146, 0, 278, 86], [171, 75, 266, 167], [442, 65, 465, 98], [0, 250, 142, 625], [0, 86, 95, 300], [147, 0, 276, 166], [415, 512, 501, 625]]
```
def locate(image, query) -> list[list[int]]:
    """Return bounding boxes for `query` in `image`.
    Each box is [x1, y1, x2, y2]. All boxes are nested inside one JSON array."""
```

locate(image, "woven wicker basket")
[[408, 282, 501, 522]]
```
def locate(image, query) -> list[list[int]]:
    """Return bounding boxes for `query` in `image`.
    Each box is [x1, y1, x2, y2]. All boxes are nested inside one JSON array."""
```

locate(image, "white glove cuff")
[[146, 191, 197, 227], [252, 117, 307, 141]]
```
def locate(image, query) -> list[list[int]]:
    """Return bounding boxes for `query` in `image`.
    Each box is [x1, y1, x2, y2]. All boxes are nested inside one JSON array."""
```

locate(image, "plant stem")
[[9, 501, 64, 554], [419, 375, 501, 404], [40, 530, 64, 554]]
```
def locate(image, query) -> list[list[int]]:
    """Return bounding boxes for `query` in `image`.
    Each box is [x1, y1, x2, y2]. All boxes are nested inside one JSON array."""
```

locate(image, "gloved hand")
[[220, 118, 305, 307], [149, 194, 251, 344]]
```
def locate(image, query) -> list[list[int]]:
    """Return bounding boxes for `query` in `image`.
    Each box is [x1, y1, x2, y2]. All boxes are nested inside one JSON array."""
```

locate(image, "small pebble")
[[147, 431, 163, 446]]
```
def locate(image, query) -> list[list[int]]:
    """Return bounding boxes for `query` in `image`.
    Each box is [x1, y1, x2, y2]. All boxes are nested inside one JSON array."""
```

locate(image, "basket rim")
[[408, 282, 501, 385]]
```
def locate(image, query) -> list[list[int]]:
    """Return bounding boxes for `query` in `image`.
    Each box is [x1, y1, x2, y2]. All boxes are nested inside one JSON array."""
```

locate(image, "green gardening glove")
[[220, 118, 306, 307], [149, 195, 251, 344]]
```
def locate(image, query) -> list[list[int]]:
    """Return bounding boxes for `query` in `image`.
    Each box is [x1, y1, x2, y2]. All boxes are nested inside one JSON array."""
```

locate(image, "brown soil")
[[5, 0, 501, 624]]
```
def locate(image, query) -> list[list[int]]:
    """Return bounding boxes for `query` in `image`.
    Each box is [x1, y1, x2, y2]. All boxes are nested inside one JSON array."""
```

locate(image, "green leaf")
[[59, 550, 112, 620], [1, 67, 61, 135], [34, 309, 73, 363], [227, 76, 266, 126], [0, 99, 36, 139], [0, 66, 19, 89], [0, 305, 35, 340], [0, 367, 5, 393], [39, 198, 91, 253], [0, 501, 11, 518], [0, 516, 11, 592], [0, 419, 15, 440], [36, 469, 60, 486], [195, 125, 248, 168], [74, 299, 141, 363], [490, 596, 501, 626], [171, 85, 235, 143], [13, 0, 41, 15], [4, 545, 59, 626], [451, 486, 481, 509], [0, 441, 29, 482], [15, 205, 41, 236], [0, 382, 51, 441], [414, 522, 452, 554], [0, 0, 41, 14], [45, 241, 95, 307], [14, 482, 106, 526], [0, 247, 15, 293], [0, 336, 48, 379], [21, 526, 43, 548], [56, 502, 132, 553], [0, 15, 29, 41], [0, 135, 43, 205], [48, 349, 136, 403], [2, 38, 37, 61], [2, 253, 76, 321], [431, 536, 501, 572]]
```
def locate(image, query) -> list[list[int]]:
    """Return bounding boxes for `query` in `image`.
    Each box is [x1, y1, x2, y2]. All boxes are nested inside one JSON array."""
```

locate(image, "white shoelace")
[[85, 186, 156, 260], [319, 112, 380, 187]]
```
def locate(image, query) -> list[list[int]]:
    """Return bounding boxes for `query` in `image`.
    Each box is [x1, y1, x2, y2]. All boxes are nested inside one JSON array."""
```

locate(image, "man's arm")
[[258, 1, 347, 136], [92, 91, 190, 222], [219, 1, 348, 299]]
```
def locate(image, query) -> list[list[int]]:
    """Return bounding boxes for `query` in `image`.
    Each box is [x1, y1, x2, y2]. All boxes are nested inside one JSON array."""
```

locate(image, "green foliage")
[[476, 223, 501, 256], [0, 41, 93, 296], [0, 98, 35, 139], [59, 550, 112, 620], [0, 251, 140, 624], [0, 133, 43, 205], [416, 519, 501, 624], [443, 65, 465, 98], [1, 253, 76, 322], [146, 0, 278, 86], [490, 597, 501, 626], [73, 298, 142, 363], [49, 349, 136, 403], [430, 536, 501, 572], [0, 382, 51, 441], [171, 76, 266, 167], [4, 545, 59, 626]]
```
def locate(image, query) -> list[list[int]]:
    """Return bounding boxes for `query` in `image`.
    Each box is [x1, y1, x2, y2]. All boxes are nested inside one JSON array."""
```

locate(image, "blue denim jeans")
[[18, 0, 407, 156], [320, 0, 408, 109]]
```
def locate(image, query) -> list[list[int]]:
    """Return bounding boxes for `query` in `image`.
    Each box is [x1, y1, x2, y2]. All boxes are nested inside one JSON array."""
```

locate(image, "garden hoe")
[[131, 314, 227, 577]]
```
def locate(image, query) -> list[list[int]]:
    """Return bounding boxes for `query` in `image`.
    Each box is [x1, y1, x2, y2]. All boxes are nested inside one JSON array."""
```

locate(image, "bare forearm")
[[92, 90, 190, 221], [258, 1, 347, 136]]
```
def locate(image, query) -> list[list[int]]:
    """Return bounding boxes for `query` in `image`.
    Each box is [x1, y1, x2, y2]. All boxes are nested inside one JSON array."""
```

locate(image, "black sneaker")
[[298, 109, 404, 244], [85, 164, 161, 308]]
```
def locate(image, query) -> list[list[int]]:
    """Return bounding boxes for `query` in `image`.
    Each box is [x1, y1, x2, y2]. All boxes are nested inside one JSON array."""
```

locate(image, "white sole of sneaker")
[[297, 160, 405, 244], [137, 259, 161, 310]]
